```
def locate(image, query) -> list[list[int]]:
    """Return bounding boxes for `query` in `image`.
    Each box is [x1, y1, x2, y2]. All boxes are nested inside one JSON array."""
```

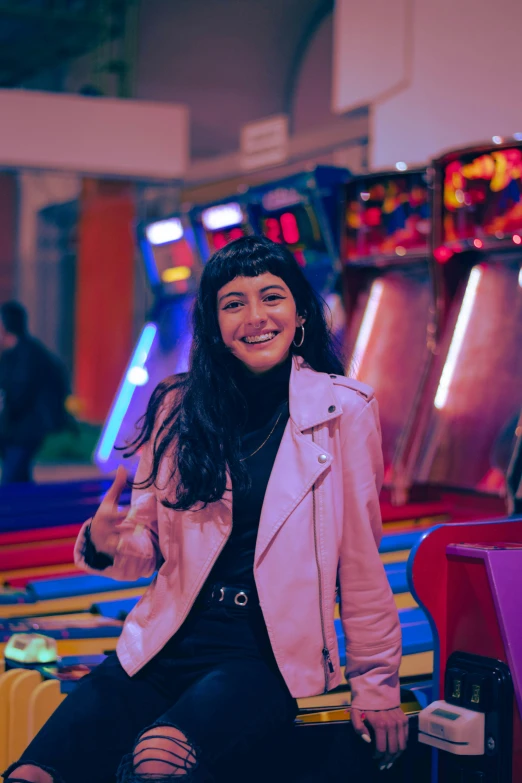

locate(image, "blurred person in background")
[[0, 300, 72, 484]]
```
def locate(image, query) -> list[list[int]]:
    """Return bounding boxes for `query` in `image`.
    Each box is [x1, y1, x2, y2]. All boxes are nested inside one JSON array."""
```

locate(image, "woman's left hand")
[[351, 707, 409, 771]]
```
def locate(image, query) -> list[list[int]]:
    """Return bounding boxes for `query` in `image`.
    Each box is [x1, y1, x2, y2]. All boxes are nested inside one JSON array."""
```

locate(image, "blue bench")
[[379, 529, 425, 554], [91, 596, 141, 619], [0, 491, 131, 530], [335, 606, 433, 664], [0, 573, 153, 607], [26, 574, 153, 602], [383, 562, 409, 594], [0, 478, 114, 501]]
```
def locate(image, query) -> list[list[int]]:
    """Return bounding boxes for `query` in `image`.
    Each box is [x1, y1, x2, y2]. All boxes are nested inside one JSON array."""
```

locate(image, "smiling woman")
[[217, 273, 305, 375]]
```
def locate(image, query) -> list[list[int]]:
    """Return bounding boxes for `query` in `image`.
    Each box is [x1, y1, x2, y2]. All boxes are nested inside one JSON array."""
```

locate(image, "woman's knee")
[[131, 724, 198, 778], [4, 763, 55, 783]]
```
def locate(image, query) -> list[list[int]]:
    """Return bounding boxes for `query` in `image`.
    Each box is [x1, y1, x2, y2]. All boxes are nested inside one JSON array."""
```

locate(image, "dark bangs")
[[196, 235, 318, 348]]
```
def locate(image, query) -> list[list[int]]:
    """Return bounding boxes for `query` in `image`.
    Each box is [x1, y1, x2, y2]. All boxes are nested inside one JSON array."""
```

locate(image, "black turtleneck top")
[[204, 355, 291, 591]]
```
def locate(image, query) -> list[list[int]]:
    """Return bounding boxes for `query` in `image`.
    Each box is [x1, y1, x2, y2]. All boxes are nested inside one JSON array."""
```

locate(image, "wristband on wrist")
[[83, 519, 114, 570]]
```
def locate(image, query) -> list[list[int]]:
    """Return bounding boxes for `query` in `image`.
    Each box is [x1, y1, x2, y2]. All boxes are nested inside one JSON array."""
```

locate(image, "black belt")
[[199, 584, 257, 609]]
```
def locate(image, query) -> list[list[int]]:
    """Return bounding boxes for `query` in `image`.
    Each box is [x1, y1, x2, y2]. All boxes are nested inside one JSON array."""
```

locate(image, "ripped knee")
[[124, 723, 199, 780], [3, 762, 57, 783]]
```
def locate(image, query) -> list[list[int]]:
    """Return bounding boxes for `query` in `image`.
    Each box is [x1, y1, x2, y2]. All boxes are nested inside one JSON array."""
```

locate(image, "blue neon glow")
[[96, 323, 158, 463]]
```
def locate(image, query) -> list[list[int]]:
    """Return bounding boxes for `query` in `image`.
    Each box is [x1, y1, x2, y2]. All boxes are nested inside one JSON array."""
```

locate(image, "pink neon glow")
[[434, 246, 454, 263], [212, 232, 227, 250], [513, 235, 522, 245], [280, 212, 300, 245], [265, 217, 283, 244]]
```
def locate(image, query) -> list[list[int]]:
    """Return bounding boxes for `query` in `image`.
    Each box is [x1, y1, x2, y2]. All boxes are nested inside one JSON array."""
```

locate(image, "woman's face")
[[217, 272, 304, 375]]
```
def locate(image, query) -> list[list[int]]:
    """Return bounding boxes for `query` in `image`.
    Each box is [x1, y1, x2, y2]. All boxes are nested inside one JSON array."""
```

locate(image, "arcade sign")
[[199, 202, 250, 254], [344, 171, 430, 262], [141, 215, 199, 295], [442, 146, 522, 244]]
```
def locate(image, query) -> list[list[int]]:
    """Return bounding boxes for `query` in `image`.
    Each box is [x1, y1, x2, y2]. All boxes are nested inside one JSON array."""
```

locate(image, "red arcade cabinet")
[[341, 168, 433, 484], [411, 518, 522, 781], [393, 139, 522, 517]]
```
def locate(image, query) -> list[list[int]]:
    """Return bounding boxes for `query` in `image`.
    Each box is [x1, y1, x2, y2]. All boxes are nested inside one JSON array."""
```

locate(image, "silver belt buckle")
[[234, 591, 248, 606], [211, 587, 225, 602]]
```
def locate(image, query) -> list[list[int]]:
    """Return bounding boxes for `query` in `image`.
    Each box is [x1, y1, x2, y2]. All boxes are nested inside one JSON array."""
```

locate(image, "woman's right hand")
[[89, 465, 130, 557]]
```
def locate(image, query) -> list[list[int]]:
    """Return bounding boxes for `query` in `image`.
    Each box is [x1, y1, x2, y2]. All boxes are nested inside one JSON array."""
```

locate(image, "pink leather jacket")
[[75, 357, 401, 709]]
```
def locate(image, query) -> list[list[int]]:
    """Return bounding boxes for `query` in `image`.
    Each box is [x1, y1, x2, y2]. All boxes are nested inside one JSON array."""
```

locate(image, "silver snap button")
[[328, 405, 336, 413], [318, 454, 328, 464], [234, 591, 248, 606]]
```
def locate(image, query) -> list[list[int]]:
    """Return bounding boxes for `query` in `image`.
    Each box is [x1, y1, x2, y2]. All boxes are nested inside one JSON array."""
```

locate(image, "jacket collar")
[[219, 356, 341, 520], [289, 355, 342, 432]]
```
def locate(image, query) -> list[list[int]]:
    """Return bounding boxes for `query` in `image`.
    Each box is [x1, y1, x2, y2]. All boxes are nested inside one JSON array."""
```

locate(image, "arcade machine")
[[394, 139, 522, 517], [190, 195, 252, 262], [95, 213, 202, 473], [247, 166, 350, 338], [341, 168, 434, 482], [411, 516, 522, 781]]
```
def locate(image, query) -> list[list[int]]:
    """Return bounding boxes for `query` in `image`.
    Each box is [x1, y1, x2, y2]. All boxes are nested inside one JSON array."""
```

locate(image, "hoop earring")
[[293, 324, 305, 348]]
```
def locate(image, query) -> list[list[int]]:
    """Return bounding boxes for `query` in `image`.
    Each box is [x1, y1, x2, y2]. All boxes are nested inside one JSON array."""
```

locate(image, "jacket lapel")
[[254, 358, 342, 564]]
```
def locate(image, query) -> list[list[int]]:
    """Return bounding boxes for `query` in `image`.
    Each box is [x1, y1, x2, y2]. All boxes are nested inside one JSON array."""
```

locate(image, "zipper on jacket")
[[311, 427, 334, 691]]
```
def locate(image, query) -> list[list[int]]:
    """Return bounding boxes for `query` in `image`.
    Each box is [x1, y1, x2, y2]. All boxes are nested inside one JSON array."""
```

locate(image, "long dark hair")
[[128, 235, 345, 509]]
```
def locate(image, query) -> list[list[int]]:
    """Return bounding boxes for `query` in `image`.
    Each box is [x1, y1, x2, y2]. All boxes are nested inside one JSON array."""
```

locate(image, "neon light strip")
[[434, 267, 482, 410], [96, 323, 158, 463], [350, 281, 384, 379]]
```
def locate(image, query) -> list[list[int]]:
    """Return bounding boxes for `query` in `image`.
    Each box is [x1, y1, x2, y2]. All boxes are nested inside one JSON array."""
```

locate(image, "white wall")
[[292, 14, 335, 134], [0, 90, 189, 179], [333, 0, 522, 168], [333, 0, 410, 114]]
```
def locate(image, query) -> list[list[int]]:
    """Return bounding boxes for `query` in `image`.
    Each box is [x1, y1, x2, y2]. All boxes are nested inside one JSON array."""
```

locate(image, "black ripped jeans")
[[3, 594, 298, 783]]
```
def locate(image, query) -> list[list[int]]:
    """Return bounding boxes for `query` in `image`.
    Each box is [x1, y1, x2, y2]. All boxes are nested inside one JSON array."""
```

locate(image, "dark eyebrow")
[[218, 291, 245, 303], [259, 285, 286, 293], [218, 284, 286, 304]]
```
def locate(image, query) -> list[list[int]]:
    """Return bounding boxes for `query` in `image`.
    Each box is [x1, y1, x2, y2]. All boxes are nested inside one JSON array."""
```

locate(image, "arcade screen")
[[200, 202, 250, 255], [441, 146, 522, 244], [344, 172, 430, 262], [253, 187, 327, 267], [144, 218, 201, 296]]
